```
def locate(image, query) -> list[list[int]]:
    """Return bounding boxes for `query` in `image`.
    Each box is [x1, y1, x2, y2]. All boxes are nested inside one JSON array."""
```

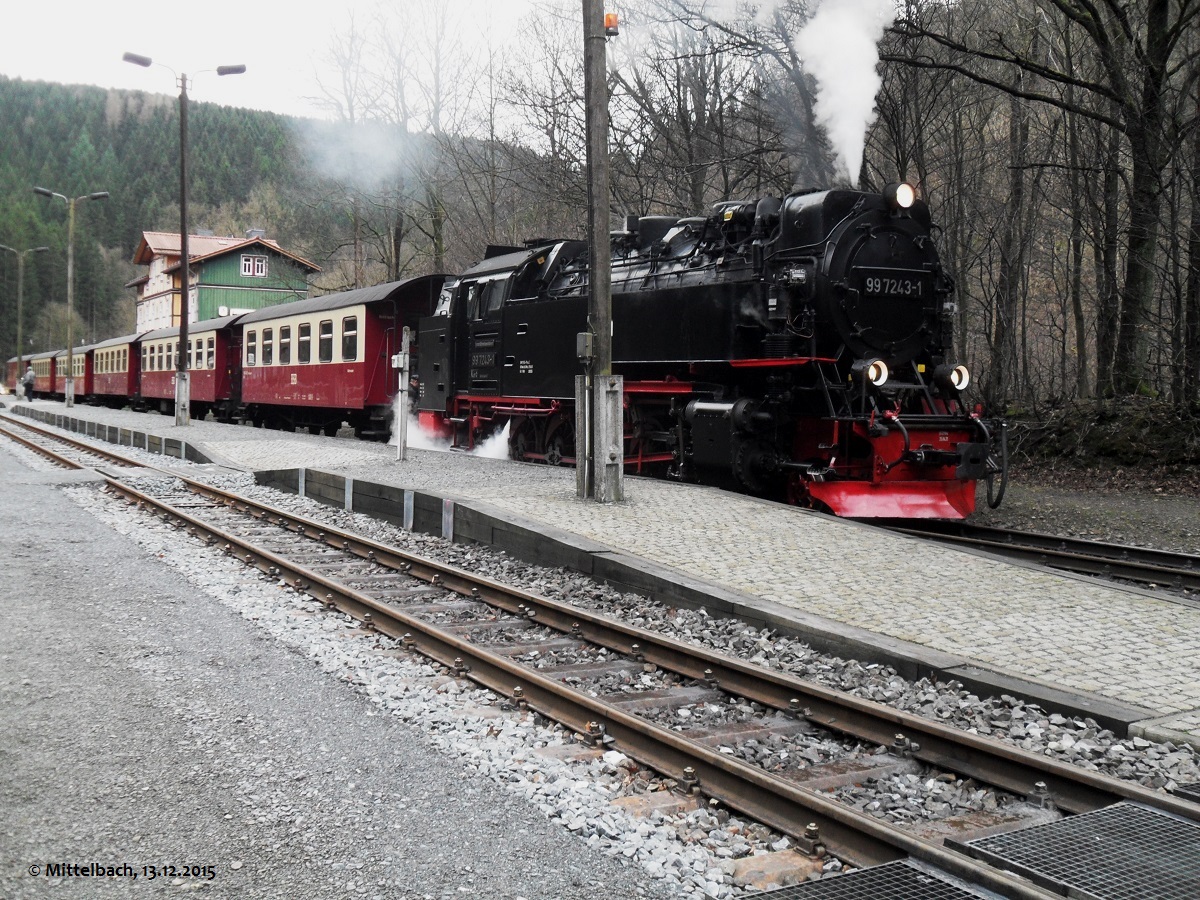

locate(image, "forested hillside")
[[0, 77, 339, 353], [2, 0, 1199, 416]]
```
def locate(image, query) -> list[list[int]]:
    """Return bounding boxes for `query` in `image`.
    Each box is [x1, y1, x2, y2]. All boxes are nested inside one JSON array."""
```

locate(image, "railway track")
[[885, 520, 1200, 597], [6, 418, 1200, 899], [0, 414, 143, 470]]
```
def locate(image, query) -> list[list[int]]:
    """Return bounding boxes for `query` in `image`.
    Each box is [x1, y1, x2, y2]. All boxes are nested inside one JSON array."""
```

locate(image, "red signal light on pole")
[[604, 12, 619, 36]]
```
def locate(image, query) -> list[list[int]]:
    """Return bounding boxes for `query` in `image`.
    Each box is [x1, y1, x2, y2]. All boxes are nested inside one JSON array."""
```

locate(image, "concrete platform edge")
[[255, 466, 1156, 736]]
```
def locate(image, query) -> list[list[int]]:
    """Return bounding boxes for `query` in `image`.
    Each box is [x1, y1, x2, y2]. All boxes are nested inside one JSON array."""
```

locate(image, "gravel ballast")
[[4, 409, 1200, 900], [0, 443, 674, 900]]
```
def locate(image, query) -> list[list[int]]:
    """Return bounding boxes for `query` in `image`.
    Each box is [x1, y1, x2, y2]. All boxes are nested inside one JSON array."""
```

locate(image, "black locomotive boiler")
[[417, 182, 1006, 517]]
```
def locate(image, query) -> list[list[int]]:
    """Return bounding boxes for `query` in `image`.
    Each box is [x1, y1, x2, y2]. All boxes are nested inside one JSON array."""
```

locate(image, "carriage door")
[[458, 274, 510, 395]]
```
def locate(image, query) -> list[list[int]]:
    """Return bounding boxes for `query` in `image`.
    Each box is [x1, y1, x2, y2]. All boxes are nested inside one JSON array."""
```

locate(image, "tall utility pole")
[[124, 52, 245, 425], [577, 0, 624, 502], [0, 243, 49, 391], [33, 188, 109, 407]]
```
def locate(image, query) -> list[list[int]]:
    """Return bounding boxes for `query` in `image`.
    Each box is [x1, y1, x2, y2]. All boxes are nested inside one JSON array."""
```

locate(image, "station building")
[[128, 229, 321, 331]]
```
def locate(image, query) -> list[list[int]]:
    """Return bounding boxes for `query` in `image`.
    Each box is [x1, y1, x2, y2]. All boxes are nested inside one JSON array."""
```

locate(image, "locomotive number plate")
[[854, 267, 932, 300]]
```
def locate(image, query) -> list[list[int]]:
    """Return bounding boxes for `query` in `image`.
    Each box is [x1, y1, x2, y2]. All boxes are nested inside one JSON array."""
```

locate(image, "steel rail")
[[167, 471, 1200, 823], [9, 421, 1197, 824], [0, 419, 85, 468], [888, 521, 1200, 594], [101, 471, 1067, 900], [0, 413, 141, 468], [161, 470, 1200, 825], [8, 420, 1189, 897]]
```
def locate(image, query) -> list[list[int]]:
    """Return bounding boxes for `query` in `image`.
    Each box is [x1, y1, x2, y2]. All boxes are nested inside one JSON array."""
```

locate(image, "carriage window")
[[279, 326, 291, 365], [185, 340, 193, 370], [206, 337, 215, 370], [142, 346, 148, 372], [246, 331, 257, 366], [262, 328, 274, 366], [157, 344, 164, 371], [298, 323, 311, 364], [341, 316, 357, 361], [169, 341, 176, 369], [318, 320, 333, 363], [195, 338, 203, 370]]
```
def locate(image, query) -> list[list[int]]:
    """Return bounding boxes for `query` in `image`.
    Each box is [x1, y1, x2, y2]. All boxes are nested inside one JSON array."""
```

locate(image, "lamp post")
[[577, 0, 623, 502], [32, 188, 109, 407], [123, 52, 246, 426], [0, 243, 50, 396]]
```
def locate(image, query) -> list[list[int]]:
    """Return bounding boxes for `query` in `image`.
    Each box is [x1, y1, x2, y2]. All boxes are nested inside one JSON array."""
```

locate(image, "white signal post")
[[392, 326, 412, 461]]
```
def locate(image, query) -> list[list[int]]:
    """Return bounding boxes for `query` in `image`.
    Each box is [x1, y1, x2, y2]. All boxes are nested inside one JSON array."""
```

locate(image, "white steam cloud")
[[390, 409, 512, 461], [794, 0, 896, 182]]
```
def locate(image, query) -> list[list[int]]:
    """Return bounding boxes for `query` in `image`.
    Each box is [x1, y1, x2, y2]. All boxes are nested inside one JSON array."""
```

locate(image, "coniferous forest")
[[2, 0, 1200, 423]]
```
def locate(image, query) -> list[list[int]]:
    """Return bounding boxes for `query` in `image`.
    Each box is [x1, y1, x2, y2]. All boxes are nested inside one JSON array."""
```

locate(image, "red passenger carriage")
[[91, 334, 142, 408], [51, 346, 94, 401], [137, 314, 243, 419], [27, 350, 59, 399], [237, 277, 445, 437]]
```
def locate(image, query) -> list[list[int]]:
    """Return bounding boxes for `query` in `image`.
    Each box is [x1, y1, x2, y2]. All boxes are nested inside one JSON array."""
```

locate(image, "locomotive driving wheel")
[[509, 418, 540, 462], [543, 416, 575, 466]]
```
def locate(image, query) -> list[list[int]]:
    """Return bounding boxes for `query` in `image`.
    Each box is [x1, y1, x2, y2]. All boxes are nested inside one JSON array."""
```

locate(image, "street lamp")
[[0, 243, 50, 397], [124, 51, 246, 426], [32, 188, 109, 408]]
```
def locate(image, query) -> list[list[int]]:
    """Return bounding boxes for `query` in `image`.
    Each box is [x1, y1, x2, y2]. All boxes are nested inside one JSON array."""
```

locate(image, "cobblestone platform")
[[8, 399, 1200, 747]]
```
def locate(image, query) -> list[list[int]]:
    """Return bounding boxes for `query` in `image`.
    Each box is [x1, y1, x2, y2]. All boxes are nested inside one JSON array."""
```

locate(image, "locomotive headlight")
[[852, 358, 890, 387], [885, 182, 916, 210], [934, 363, 971, 391]]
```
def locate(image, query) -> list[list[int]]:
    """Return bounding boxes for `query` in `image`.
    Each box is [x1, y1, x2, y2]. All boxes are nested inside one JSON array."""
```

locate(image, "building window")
[[206, 337, 215, 370], [341, 316, 358, 362], [318, 320, 333, 363], [298, 323, 311, 364], [246, 331, 257, 366], [279, 326, 291, 365], [241, 255, 268, 277]]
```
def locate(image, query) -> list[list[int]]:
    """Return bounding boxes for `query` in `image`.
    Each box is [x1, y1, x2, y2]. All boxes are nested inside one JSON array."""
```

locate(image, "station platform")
[[7, 399, 1200, 749]]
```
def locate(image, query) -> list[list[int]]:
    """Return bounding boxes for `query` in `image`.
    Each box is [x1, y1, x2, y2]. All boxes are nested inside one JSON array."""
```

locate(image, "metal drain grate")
[[951, 802, 1200, 900], [752, 860, 990, 899], [1173, 782, 1200, 804]]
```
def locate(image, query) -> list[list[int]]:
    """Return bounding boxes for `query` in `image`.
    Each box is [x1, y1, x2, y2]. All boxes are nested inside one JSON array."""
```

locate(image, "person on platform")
[[23, 364, 35, 401]]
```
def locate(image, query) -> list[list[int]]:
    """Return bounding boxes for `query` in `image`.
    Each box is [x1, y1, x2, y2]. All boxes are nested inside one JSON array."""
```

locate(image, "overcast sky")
[[0, 0, 535, 121]]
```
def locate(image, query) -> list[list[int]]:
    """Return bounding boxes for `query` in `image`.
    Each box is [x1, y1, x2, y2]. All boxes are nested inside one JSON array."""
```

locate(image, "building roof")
[[132, 231, 321, 273]]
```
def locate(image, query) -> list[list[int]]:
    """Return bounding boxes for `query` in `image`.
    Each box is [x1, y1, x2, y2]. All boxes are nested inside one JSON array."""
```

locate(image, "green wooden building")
[[128, 230, 321, 331]]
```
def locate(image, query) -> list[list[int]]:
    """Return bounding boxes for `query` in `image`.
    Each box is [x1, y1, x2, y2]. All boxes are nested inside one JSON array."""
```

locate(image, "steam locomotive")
[[8, 181, 1006, 519], [417, 183, 1007, 518]]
